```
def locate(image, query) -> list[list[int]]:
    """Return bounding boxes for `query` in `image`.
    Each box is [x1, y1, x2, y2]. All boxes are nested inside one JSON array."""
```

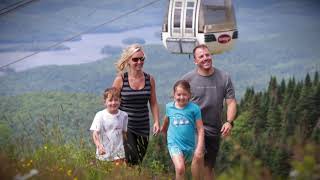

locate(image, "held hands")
[[153, 121, 160, 136], [221, 122, 233, 138]]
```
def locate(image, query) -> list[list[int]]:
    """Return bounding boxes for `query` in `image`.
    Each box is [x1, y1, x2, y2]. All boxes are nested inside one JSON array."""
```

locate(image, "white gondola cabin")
[[161, 0, 238, 54]]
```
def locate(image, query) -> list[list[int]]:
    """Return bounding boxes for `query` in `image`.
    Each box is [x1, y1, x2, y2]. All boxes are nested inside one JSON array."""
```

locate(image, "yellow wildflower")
[[67, 169, 72, 176]]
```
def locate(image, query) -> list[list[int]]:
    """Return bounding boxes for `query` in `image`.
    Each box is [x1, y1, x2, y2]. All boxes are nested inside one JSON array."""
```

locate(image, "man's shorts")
[[204, 135, 221, 168], [168, 145, 194, 162]]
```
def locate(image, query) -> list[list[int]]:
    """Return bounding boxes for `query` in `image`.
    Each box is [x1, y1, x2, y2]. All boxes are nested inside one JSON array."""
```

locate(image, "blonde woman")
[[112, 44, 160, 165]]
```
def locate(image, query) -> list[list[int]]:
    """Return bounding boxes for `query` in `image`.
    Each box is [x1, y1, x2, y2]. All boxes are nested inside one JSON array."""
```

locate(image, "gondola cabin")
[[161, 0, 238, 54]]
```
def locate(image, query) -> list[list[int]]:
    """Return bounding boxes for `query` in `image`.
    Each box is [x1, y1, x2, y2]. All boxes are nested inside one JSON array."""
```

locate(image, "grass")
[[1, 140, 173, 180], [0, 111, 173, 180]]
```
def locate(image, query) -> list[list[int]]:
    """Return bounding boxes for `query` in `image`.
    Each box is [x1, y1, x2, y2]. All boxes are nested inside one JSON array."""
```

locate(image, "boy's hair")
[[173, 80, 191, 95], [103, 87, 120, 100]]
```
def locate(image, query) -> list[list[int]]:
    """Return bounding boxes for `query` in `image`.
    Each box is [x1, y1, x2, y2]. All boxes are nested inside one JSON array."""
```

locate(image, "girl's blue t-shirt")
[[166, 101, 202, 151]]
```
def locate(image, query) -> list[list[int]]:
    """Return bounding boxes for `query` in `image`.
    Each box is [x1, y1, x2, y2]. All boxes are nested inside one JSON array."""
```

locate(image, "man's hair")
[[193, 44, 209, 58], [103, 87, 120, 100]]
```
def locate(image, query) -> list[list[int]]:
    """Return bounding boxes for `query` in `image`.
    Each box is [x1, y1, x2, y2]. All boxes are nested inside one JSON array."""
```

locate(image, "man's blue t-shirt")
[[166, 101, 202, 151]]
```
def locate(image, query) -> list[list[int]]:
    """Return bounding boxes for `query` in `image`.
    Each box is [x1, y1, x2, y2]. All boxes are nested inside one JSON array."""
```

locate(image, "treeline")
[[227, 71, 320, 178], [0, 72, 319, 179]]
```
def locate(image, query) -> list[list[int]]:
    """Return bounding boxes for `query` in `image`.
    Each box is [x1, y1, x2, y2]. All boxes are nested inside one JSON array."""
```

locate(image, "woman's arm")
[[112, 73, 123, 90], [149, 75, 160, 135]]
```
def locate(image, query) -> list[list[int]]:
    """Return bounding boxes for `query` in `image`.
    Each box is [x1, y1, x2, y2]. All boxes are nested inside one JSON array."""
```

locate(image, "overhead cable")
[[0, 0, 161, 70], [0, 0, 37, 16]]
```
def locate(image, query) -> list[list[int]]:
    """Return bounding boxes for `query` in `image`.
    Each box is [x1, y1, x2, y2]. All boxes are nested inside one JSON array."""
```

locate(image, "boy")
[[90, 87, 128, 162]]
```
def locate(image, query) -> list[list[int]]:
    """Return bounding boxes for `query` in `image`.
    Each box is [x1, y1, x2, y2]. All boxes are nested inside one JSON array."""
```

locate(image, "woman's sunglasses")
[[131, 56, 145, 62]]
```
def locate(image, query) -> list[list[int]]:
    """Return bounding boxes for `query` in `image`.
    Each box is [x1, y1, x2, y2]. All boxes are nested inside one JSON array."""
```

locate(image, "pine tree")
[[282, 82, 302, 138], [240, 87, 255, 111], [268, 76, 279, 104], [295, 74, 314, 139], [266, 99, 282, 138], [249, 93, 264, 136], [313, 71, 319, 86], [279, 79, 286, 105], [310, 83, 320, 142]]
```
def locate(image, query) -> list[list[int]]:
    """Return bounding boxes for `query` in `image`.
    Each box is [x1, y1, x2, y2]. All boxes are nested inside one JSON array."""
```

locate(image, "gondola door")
[[167, 0, 198, 53]]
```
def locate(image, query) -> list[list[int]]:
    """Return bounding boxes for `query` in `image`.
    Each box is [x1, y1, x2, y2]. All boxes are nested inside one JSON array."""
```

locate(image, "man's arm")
[[221, 98, 237, 137]]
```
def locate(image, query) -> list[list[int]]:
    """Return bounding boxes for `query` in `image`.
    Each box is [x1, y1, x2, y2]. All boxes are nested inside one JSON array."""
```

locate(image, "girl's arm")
[[149, 75, 160, 135], [160, 116, 169, 134], [92, 131, 106, 155], [160, 116, 169, 144], [194, 119, 204, 158]]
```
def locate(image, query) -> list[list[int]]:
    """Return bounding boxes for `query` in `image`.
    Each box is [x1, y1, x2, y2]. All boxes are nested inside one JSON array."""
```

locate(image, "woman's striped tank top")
[[120, 72, 151, 136]]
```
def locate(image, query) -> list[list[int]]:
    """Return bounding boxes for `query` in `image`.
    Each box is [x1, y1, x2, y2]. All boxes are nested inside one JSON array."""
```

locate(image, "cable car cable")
[[0, 0, 161, 70], [0, 0, 38, 16]]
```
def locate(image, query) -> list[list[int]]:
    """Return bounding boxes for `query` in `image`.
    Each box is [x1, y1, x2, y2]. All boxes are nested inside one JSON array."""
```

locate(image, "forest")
[[0, 72, 319, 179]]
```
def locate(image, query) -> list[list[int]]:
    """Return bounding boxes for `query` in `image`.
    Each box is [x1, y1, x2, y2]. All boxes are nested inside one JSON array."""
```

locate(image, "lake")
[[0, 26, 161, 72]]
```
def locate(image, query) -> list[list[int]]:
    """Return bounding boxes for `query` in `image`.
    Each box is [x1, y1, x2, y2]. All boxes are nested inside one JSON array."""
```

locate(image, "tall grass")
[[0, 110, 173, 179]]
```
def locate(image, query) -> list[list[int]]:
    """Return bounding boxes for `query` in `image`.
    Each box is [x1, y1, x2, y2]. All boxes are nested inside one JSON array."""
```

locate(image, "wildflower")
[[26, 160, 33, 167], [44, 145, 48, 150], [67, 169, 72, 176]]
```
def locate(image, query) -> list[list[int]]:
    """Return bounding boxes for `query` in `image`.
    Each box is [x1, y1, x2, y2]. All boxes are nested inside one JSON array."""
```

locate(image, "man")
[[182, 44, 237, 180]]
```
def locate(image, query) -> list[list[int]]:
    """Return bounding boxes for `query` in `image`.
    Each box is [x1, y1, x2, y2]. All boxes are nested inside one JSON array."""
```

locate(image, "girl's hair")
[[103, 87, 120, 100], [115, 44, 144, 73], [173, 80, 191, 95]]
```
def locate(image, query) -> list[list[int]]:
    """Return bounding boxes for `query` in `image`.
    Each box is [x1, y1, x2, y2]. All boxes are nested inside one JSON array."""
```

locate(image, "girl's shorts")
[[168, 145, 194, 162]]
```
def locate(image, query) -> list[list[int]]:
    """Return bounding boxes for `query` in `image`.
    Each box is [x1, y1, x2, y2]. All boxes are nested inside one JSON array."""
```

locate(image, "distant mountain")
[[0, 44, 318, 104]]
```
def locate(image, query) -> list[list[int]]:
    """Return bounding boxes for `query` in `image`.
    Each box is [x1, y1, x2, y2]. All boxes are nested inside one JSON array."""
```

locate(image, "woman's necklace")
[[128, 72, 145, 89]]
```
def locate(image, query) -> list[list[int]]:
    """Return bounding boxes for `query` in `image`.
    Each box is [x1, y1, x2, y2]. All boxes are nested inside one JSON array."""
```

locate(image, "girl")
[[161, 80, 204, 180]]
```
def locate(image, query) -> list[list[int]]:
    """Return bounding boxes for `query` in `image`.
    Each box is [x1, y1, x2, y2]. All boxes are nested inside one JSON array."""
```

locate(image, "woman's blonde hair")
[[115, 44, 144, 73]]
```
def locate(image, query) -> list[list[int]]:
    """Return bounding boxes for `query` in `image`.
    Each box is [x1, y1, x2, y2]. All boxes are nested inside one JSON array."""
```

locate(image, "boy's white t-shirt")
[[90, 109, 128, 161]]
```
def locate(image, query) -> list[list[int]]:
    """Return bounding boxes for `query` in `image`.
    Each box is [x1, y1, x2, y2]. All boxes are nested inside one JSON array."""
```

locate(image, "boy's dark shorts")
[[204, 135, 221, 168]]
